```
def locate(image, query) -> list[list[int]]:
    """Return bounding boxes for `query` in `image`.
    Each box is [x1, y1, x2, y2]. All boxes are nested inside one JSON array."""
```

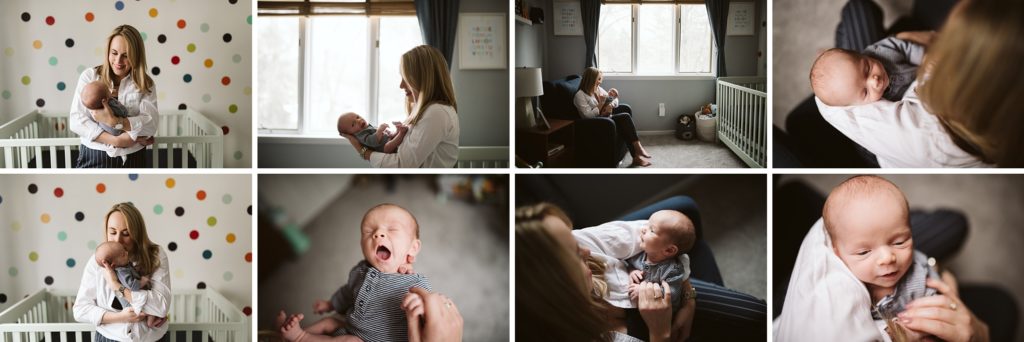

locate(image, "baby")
[[336, 112, 409, 154], [279, 203, 431, 342], [81, 81, 130, 136], [94, 241, 163, 328], [810, 37, 926, 106], [625, 210, 696, 312], [823, 175, 939, 341]]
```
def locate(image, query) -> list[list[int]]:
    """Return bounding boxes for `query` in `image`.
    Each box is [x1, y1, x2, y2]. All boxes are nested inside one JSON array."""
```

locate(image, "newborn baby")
[[337, 112, 408, 154], [625, 210, 695, 312], [94, 241, 162, 328], [279, 203, 431, 342], [81, 81, 130, 136], [810, 37, 925, 106], [823, 175, 939, 341]]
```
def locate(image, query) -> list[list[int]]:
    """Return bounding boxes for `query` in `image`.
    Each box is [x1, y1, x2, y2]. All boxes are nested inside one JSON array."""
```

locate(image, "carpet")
[[618, 133, 747, 168]]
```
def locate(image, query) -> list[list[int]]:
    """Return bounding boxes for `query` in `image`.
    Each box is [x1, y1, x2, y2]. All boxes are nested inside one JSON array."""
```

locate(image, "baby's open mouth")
[[376, 245, 392, 261]]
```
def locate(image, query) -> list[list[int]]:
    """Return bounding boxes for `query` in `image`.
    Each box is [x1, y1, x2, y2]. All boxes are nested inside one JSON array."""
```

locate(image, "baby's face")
[[82, 82, 111, 109], [95, 242, 129, 267], [830, 194, 913, 293], [815, 52, 890, 106], [337, 113, 369, 135], [639, 211, 689, 262], [360, 205, 420, 273]]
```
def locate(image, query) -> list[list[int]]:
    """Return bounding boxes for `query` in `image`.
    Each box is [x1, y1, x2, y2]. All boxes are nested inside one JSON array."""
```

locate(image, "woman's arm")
[[74, 255, 143, 325], [574, 91, 602, 118], [127, 248, 171, 317], [370, 106, 453, 168], [670, 280, 695, 342], [123, 84, 159, 140], [900, 276, 989, 342], [571, 221, 644, 260], [638, 282, 674, 342]]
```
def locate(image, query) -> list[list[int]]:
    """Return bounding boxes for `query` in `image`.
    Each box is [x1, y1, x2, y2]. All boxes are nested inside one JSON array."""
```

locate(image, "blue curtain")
[[581, 0, 601, 68], [415, 0, 461, 69], [705, 0, 728, 77]]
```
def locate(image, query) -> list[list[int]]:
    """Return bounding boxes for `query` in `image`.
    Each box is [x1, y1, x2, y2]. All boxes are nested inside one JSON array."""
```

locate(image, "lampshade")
[[515, 67, 544, 97]]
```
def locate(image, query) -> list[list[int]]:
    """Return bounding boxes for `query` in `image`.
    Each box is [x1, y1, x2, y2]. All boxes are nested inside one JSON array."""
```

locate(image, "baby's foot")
[[275, 310, 287, 330], [280, 313, 307, 342]]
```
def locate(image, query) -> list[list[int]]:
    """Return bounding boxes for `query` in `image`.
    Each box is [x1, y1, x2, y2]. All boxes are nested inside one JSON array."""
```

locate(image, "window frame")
[[598, 3, 717, 79], [258, 15, 418, 136]]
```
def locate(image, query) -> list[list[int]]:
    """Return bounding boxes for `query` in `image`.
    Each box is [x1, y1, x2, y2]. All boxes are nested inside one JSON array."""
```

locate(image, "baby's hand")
[[398, 263, 416, 274], [396, 123, 409, 135], [313, 299, 333, 315], [629, 270, 644, 284], [628, 283, 640, 302]]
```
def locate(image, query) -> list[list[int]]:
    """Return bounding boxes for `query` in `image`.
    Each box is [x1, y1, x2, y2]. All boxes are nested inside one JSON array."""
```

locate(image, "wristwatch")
[[113, 117, 124, 131], [360, 146, 370, 159], [682, 285, 697, 301], [118, 285, 127, 297]]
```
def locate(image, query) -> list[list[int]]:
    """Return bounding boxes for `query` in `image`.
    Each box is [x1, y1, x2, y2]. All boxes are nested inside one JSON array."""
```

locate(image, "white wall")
[[0, 174, 252, 315], [0, 0, 252, 167]]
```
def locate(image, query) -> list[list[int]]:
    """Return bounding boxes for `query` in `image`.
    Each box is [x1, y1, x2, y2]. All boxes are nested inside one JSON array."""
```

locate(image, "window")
[[598, 4, 715, 76], [257, 16, 422, 135]]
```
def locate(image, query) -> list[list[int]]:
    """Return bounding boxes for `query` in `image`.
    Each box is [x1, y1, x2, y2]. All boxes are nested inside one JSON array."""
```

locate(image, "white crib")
[[715, 77, 767, 168], [455, 146, 509, 168], [0, 110, 223, 168], [0, 289, 248, 342]]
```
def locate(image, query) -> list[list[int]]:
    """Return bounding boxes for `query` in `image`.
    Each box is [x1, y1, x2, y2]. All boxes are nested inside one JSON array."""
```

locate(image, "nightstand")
[[516, 119, 574, 168]]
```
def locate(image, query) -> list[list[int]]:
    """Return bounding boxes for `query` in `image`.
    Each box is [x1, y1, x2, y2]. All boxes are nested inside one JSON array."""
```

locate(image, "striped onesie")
[[329, 260, 432, 342], [871, 250, 939, 320], [862, 37, 926, 101]]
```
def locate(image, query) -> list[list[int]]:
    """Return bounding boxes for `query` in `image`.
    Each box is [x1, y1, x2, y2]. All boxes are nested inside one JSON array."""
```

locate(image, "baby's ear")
[[665, 245, 678, 257], [407, 239, 422, 260]]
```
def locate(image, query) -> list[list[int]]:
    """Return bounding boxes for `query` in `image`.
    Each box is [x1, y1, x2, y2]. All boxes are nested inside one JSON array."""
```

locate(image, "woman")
[[69, 25, 158, 168], [73, 203, 171, 341], [343, 45, 459, 168], [517, 203, 675, 342], [573, 67, 651, 167]]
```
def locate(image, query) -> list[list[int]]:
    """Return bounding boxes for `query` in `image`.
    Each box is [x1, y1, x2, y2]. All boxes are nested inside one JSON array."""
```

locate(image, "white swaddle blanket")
[[773, 218, 885, 342]]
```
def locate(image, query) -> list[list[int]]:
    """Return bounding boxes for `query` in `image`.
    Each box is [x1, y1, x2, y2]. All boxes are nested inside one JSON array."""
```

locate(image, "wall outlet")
[[659, 103, 665, 117]]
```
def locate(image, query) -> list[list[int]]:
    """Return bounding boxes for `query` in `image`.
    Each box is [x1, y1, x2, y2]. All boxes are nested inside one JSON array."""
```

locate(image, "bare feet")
[[275, 310, 287, 330], [281, 313, 308, 342], [630, 158, 652, 167]]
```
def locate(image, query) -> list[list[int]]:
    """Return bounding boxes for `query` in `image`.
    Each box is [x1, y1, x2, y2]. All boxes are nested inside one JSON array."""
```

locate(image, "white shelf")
[[515, 15, 532, 26]]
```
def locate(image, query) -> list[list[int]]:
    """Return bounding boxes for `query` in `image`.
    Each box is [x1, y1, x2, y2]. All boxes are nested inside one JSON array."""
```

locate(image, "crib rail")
[[716, 77, 767, 168], [0, 289, 248, 342], [456, 146, 509, 168], [0, 110, 223, 168]]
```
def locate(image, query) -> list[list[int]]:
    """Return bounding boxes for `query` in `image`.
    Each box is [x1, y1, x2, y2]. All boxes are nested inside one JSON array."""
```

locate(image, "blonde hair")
[[515, 203, 612, 342], [400, 45, 457, 126], [103, 202, 161, 275], [578, 67, 602, 96], [822, 175, 910, 239], [97, 25, 154, 94], [917, 0, 1024, 167]]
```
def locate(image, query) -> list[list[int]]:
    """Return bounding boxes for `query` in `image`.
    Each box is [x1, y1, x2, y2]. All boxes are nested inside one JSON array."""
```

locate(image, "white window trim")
[[258, 16, 412, 136], [598, 4, 717, 78]]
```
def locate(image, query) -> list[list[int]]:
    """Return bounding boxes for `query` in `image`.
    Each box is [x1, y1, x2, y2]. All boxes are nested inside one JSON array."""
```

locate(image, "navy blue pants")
[[76, 145, 148, 168]]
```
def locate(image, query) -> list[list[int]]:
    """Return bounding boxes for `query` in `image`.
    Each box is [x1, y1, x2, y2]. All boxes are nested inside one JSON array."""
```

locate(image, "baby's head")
[[810, 48, 890, 106], [360, 203, 421, 273], [824, 175, 913, 293], [337, 112, 369, 136], [81, 81, 111, 110], [639, 210, 696, 263], [95, 241, 130, 267]]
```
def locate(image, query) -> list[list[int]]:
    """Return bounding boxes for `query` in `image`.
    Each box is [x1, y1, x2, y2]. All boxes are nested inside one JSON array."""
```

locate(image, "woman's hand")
[[90, 100, 119, 127], [403, 287, 463, 342], [100, 260, 123, 292], [671, 282, 695, 342], [899, 277, 990, 342], [638, 281, 673, 342], [94, 132, 137, 148], [600, 104, 614, 117], [340, 133, 370, 160], [136, 136, 155, 146]]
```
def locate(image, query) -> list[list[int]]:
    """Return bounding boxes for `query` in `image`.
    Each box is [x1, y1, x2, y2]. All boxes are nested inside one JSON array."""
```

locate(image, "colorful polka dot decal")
[[4, 1, 252, 167], [0, 175, 252, 313]]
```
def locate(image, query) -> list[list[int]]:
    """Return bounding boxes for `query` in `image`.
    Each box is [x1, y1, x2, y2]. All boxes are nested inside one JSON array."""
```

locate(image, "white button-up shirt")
[[73, 247, 171, 342], [369, 104, 460, 168], [69, 68, 159, 160], [573, 86, 619, 119], [815, 80, 990, 168], [572, 220, 690, 309]]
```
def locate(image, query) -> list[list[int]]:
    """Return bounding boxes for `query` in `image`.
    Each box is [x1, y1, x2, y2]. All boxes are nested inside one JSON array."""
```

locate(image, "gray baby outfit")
[[625, 253, 691, 311], [114, 265, 144, 309], [862, 37, 926, 101], [871, 250, 940, 320], [329, 260, 432, 342], [354, 127, 392, 152], [94, 98, 130, 136]]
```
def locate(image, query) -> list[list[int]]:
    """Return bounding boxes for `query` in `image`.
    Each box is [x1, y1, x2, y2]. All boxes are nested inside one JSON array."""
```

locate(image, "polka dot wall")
[[0, 0, 252, 167], [0, 174, 252, 315]]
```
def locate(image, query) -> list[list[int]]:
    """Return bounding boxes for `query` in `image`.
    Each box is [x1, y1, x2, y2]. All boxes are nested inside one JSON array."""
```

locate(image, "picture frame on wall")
[[458, 13, 507, 70], [553, 1, 583, 36]]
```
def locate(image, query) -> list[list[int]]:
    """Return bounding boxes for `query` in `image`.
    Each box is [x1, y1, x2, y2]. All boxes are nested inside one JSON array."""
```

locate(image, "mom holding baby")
[[74, 202, 172, 342], [341, 45, 460, 168], [70, 25, 158, 168]]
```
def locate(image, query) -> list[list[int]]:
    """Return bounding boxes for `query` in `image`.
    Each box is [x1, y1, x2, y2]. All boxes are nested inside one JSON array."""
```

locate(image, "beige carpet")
[[618, 133, 746, 168]]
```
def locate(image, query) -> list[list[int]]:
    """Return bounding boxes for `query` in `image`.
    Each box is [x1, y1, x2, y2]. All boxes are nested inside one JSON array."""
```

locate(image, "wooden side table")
[[516, 119, 574, 168]]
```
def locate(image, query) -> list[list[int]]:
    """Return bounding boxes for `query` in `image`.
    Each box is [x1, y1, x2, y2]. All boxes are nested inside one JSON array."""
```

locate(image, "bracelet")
[[360, 146, 370, 160]]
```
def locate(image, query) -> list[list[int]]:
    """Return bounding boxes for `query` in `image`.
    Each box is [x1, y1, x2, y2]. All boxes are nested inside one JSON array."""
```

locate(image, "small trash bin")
[[696, 111, 717, 143]]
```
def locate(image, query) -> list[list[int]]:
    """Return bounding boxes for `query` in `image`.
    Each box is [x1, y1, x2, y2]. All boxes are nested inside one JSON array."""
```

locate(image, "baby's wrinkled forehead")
[[361, 204, 419, 236]]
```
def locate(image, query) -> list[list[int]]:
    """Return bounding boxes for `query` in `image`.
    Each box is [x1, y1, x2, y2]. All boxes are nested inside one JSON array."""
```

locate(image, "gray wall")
[[260, 0, 509, 167], [517, 0, 764, 131]]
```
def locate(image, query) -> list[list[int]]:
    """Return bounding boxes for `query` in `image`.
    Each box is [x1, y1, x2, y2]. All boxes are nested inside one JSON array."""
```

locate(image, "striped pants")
[[76, 145, 148, 168], [94, 331, 169, 342]]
